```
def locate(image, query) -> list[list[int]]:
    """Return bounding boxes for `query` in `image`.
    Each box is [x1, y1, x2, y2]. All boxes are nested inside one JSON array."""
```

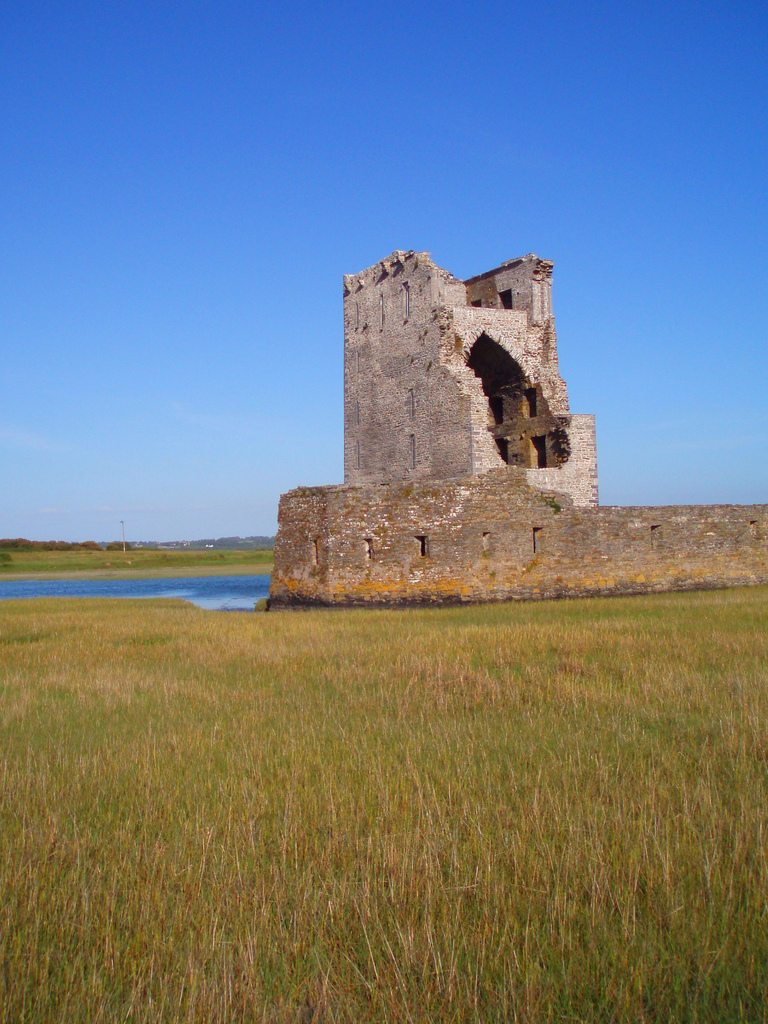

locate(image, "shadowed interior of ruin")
[[466, 333, 569, 469]]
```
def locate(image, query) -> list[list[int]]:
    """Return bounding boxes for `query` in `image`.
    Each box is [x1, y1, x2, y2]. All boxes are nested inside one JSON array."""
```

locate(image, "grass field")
[[0, 547, 272, 579], [1, 589, 767, 1023]]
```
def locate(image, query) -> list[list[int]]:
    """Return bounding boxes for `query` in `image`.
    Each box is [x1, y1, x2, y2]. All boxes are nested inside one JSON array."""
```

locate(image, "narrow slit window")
[[364, 537, 373, 560], [650, 524, 661, 546], [532, 435, 547, 468], [356, 350, 361, 373], [312, 538, 320, 565], [499, 288, 514, 309], [416, 535, 429, 557], [525, 387, 537, 417], [482, 531, 490, 551], [408, 388, 415, 421], [356, 439, 361, 470], [380, 292, 385, 328], [409, 433, 416, 469], [403, 282, 410, 319], [355, 399, 360, 426], [355, 302, 359, 328], [532, 527, 543, 554]]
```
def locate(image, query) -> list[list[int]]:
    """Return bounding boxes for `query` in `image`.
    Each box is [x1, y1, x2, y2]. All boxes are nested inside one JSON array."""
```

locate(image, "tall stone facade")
[[342, 251, 597, 509], [270, 250, 767, 608]]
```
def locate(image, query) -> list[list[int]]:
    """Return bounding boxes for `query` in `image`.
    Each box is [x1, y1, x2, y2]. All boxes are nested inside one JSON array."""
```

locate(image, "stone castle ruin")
[[270, 250, 767, 607]]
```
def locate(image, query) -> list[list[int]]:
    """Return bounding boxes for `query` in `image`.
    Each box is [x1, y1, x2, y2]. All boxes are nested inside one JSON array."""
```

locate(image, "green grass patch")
[[1, 589, 767, 1022], [0, 547, 272, 578]]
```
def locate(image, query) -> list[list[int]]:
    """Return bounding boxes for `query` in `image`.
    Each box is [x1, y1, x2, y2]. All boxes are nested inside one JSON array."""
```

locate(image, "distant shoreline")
[[0, 563, 272, 582]]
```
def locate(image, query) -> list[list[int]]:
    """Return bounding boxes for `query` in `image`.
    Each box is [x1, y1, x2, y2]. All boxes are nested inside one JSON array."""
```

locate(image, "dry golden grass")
[[1, 589, 767, 1022]]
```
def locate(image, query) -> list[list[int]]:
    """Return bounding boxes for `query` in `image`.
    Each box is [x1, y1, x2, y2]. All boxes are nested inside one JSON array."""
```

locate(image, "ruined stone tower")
[[270, 250, 766, 608], [342, 250, 597, 507]]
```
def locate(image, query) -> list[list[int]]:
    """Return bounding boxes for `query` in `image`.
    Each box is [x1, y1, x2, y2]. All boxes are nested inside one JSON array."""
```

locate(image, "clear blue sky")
[[2, 0, 766, 542]]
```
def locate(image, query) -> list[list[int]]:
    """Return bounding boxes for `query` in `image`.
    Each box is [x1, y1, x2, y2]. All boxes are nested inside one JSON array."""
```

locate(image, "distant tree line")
[[0, 538, 103, 551], [0, 536, 271, 551], [189, 536, 274, 550], [135, 536, 275, 550]]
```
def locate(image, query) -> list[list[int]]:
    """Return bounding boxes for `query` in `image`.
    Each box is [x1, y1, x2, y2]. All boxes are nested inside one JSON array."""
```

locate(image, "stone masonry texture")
[[341, 249, 597, 508], [270, 471, 768, 607], [271, 250, 766, 608]]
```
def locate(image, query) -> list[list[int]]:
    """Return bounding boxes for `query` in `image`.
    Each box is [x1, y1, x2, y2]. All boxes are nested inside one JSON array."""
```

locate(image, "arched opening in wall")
[[466, 334, 526, 467], [467, 334, 527, 404], [466, 333, 570, 469]]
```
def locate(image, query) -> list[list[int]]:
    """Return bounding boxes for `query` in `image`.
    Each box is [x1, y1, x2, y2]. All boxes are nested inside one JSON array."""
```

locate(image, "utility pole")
[[120, 521, 125, 552]]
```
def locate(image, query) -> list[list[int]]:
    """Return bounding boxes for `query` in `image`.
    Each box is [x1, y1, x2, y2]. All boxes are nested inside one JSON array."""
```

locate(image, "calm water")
[[0, 574, 271, 611]]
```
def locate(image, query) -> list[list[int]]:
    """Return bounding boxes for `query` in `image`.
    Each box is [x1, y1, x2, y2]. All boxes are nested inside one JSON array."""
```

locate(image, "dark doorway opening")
[[532, 435, 547, 468], [467, 334, 526, 399], [525, 387, 537, 417], [467, 334, 527, 467], [499, 288, 514, 309]]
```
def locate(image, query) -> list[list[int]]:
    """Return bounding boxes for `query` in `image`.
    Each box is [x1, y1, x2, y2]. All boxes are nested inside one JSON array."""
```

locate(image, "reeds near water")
[[1, 589, 767, 1022]]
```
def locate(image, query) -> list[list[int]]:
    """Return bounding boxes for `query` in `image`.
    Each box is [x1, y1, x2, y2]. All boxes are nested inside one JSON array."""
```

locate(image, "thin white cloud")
[[93, 505, 170, 514], [33, 505, 170, 516], [0, 427, 71, 453]]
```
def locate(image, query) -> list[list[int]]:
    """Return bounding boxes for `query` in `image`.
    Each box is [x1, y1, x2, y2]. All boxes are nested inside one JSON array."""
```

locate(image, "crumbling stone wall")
[[343, 250, 597, 509], [526, 414, 599, 509], [272, 247, 764, 610], [270, 471, 768, 607]]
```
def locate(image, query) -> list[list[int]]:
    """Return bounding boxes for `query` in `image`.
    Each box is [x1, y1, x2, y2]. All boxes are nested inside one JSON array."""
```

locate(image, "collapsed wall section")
[[439, 304, 596, 505], [270, 471, 768, 607], [525, 413, 598, 508]]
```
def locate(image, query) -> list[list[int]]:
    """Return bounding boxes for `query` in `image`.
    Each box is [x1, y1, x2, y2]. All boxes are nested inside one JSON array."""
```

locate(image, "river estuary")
[[0, 574, 271, 611]]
